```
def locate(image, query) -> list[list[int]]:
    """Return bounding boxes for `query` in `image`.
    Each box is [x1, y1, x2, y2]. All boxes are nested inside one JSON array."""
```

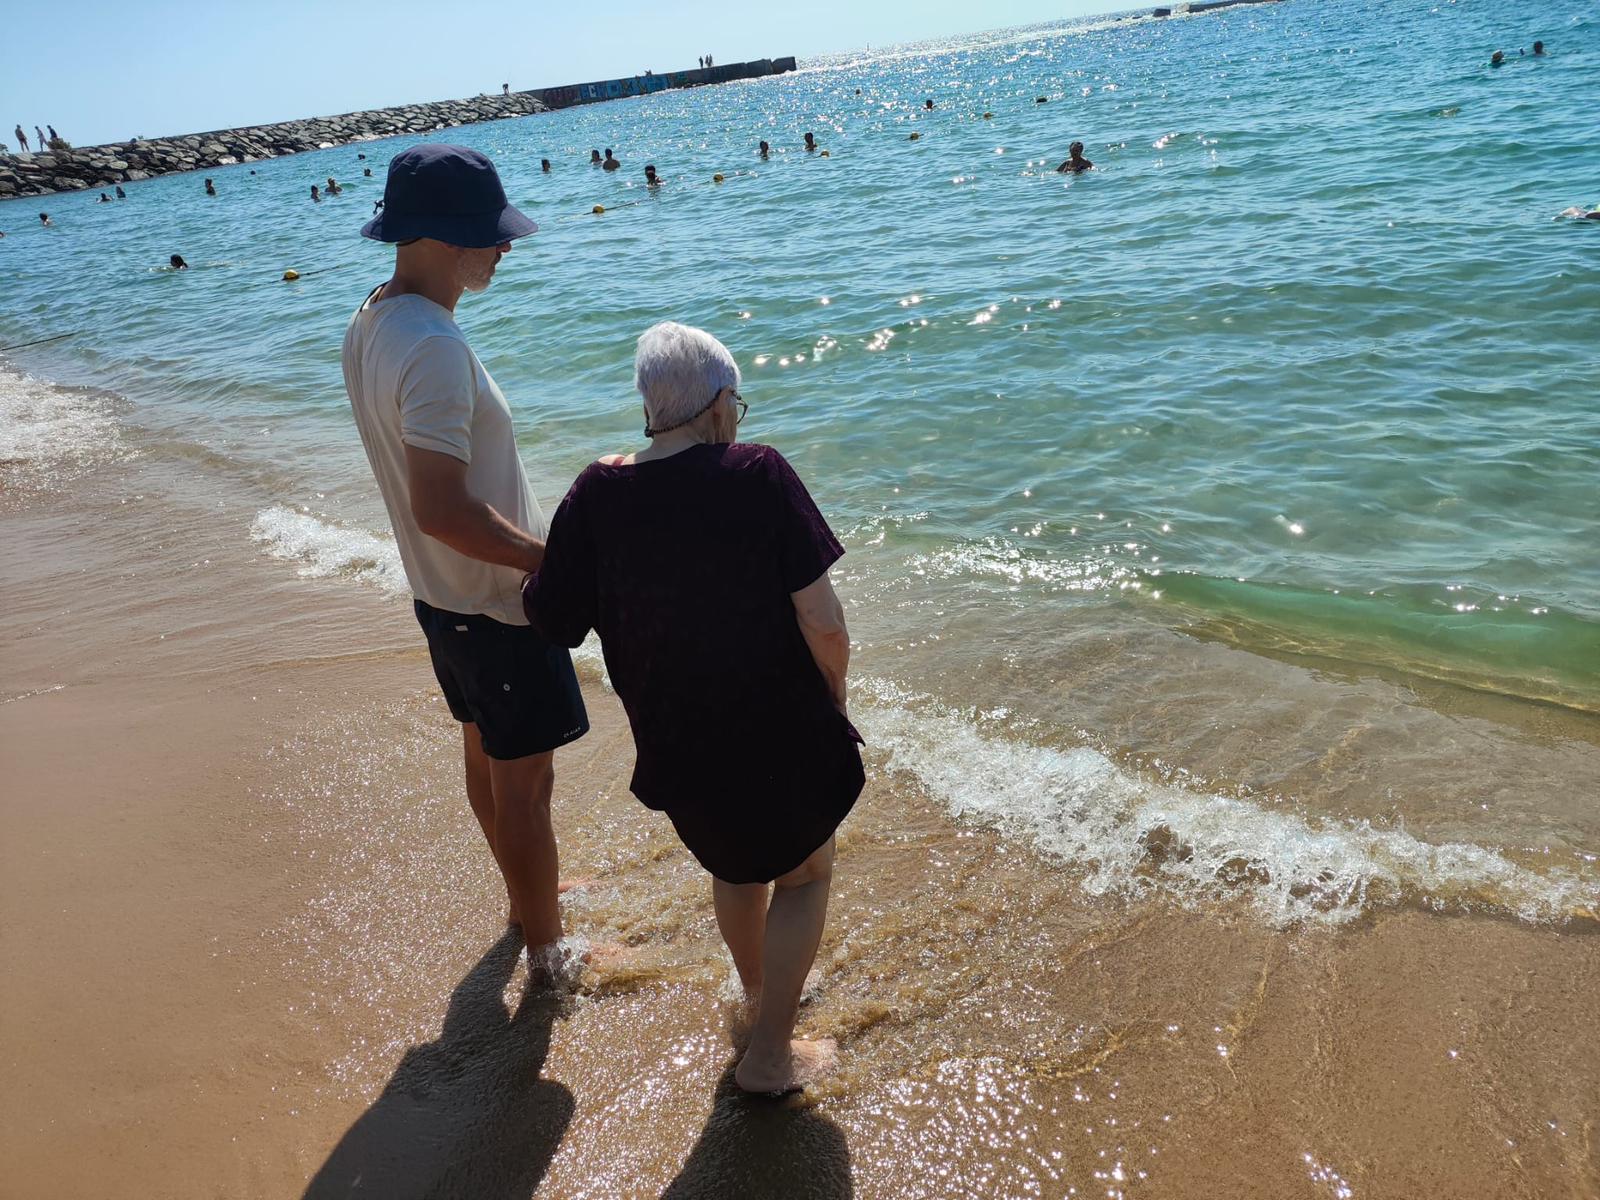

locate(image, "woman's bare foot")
[[735, 1037, 838, 1094]]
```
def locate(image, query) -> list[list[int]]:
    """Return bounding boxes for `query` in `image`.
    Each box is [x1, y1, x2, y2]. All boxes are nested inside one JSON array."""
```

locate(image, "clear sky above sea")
[[0, 0, 1115, 148]]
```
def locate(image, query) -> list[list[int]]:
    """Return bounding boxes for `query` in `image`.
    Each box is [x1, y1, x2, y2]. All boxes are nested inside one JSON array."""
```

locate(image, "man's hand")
[[406, 444, 544, 573]]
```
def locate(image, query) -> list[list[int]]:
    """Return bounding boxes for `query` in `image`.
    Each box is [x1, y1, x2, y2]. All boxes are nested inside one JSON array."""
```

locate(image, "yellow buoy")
[[282, 269, 300, 281], [592, 204, 605, 214], [713, 173, 725, 183], [820, 149, 830, 157], [909, 132, 920, 140]]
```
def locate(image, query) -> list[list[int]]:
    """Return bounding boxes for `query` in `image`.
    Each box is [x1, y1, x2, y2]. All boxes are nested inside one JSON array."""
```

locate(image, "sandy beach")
[[3, 381, 1597, 1200]]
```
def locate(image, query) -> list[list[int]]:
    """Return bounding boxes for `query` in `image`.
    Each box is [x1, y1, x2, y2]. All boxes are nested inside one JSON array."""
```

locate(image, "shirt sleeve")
[[766, 447, 845, 593], [523, 469, 599, 647], [398, 336, 475, 464]]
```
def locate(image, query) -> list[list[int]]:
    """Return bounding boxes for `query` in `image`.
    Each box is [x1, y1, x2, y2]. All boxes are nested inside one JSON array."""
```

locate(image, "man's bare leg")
[[486, 750, 563, 950], [460, 725, 512, 921], [734, 837, 839, 1094]]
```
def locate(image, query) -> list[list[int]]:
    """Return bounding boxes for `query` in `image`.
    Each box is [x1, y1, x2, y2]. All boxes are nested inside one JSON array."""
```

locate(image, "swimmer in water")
[[803, 131, 817, 152], [1490, 50, 1505, 66], [204, 178, 217, 196], [541, 158, 551, 172], [326, 176, 342, 195], [170, 254, 188, 269], [39, 212, 52, 226], [758, 140, 770, 158], [310, 184, 321, 202], [363, 167, 372, 177], [602, 148, 621, 171], [924, 98, 934, 110], [1055, 141, 1094, 173], [590, 149, 602, 164], [98, 192, 112, 202], [643, 163, 661, 187], [115, 185, 126, 199], [1558, 204, 1600, 221], [1532, 40, 1545, 55]]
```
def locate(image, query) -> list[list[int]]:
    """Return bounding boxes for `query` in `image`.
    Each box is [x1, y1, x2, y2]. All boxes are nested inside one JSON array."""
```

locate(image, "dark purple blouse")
[[523, 442, 863, 816]]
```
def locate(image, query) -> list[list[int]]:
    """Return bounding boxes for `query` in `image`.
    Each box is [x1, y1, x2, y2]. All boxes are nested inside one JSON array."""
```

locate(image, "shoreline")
[[2, 361, 1598, 1198]]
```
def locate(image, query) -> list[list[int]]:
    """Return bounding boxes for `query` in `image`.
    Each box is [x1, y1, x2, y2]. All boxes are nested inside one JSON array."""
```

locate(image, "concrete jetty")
[[0, 56, 797, 200]]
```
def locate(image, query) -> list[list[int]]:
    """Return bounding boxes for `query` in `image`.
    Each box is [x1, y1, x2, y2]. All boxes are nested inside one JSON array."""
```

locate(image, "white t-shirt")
[[342, 287, 545, 625]]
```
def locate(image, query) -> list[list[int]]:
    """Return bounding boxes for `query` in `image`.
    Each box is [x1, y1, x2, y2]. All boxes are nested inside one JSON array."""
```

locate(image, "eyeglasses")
[[644, 387, 746, 437]]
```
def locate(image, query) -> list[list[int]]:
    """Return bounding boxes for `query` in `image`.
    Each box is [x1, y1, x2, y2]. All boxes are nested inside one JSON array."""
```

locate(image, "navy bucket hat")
[[360, 143, 536, 248]]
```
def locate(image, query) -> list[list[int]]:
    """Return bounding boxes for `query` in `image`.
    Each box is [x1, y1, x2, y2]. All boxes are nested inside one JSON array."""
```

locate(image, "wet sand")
[[3, 446, 1598, 1199]]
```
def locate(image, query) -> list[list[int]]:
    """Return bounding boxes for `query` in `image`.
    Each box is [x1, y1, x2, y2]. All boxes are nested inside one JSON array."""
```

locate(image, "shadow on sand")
[[662, 1067, 853, 1199], [303, 930, 573, 1200]]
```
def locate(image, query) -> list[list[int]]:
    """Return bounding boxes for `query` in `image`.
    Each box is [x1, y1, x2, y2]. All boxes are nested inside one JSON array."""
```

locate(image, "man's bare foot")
[[735, 1038, 838, 1094]]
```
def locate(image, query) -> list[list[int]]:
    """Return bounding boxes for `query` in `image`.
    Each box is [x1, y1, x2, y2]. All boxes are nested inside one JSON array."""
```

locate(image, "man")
[[643, 163, 661, 187], [13, 124, 26, 152], [1056, 141, 1094, 173], [35, 125, 46, 149], [1533, 40, 1545, 55], [602, 148, 621, 171], [341, 144, 591, 978]]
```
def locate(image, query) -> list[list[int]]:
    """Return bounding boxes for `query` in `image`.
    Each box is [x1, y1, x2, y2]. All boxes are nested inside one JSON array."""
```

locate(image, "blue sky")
[[1, 0, 1114, 148]]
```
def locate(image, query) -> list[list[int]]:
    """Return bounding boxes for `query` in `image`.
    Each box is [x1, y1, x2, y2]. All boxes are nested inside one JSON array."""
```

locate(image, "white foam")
[[0, 367, 125, 486], [857, 680, 1596, 927], [250, 505, 408, 596]]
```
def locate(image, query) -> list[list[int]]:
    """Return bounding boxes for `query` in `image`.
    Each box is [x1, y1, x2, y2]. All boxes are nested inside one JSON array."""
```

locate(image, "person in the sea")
[[204, 177, 217, 196], [803, 131, 817, 152], [115, 185, 126, 199], [169, 254, 188, 269], [643, 163, 661, 187], [98, 192, 112, 203], [1490, 50, 1505, 66], [38, 212, 51, 226], [363, 167, 372, 177], [523, 321, 862, 1093], [341, 144, 593, 985], [541, 158, 551, 172], [602, 149, 621, 171], [758, 140, 770, 158], [590, 149, 602, 165], [1056, 141, 1094, 173], [1532, 40, 1545, 55], [924, 98, 934, 110], [310, 184, 321, 202], [326, 176, 343, 195]]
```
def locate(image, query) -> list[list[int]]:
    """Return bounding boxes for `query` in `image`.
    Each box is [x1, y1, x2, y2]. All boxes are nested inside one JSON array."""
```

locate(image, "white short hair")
[[634, 322, 741, 433]]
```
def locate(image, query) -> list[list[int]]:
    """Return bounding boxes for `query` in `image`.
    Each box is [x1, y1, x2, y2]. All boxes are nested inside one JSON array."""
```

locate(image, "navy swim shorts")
[[414, 599, 589, 760]]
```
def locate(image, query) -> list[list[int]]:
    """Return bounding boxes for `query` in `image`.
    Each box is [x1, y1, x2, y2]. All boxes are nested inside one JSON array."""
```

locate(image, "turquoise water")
[[3, 0, 1598, 923], [4, 0, 1596, 712]]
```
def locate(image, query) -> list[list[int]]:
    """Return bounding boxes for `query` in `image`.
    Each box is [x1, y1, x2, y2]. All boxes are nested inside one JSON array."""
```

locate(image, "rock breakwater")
[[0, 92, 548, 200]]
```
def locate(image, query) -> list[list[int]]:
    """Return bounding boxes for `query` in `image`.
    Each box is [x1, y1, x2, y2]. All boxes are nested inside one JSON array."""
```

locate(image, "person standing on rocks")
[[14, 125, 28, 152], [47, 124, 59, 144], [34, 126, 46, 149], [340, 144, 596, 984]]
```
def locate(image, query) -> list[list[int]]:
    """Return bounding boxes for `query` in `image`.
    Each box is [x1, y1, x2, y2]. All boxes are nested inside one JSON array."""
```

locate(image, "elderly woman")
[[523, 321, 862, 1093]]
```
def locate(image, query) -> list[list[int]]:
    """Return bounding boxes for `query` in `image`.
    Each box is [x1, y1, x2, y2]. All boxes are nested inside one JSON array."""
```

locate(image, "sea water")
[[3, 0, 1596, 926]]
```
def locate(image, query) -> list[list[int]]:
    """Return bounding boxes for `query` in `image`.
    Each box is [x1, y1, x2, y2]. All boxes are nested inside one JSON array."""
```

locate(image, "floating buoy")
[[592, 204, 605, 214], [820, 149, 830, 157], [282, 269, 300, 281], [909, 132, 921, 141], [713, 173, 725, 183]]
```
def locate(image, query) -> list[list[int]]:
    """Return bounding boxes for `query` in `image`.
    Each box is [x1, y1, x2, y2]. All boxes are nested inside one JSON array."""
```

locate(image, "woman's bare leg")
[[713, 878, 769, 997], [734, 837, 838, 1093]]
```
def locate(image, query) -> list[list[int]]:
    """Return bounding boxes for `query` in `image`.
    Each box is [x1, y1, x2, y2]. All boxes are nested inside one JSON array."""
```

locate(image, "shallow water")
[[3, 0, 1598, 928]]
